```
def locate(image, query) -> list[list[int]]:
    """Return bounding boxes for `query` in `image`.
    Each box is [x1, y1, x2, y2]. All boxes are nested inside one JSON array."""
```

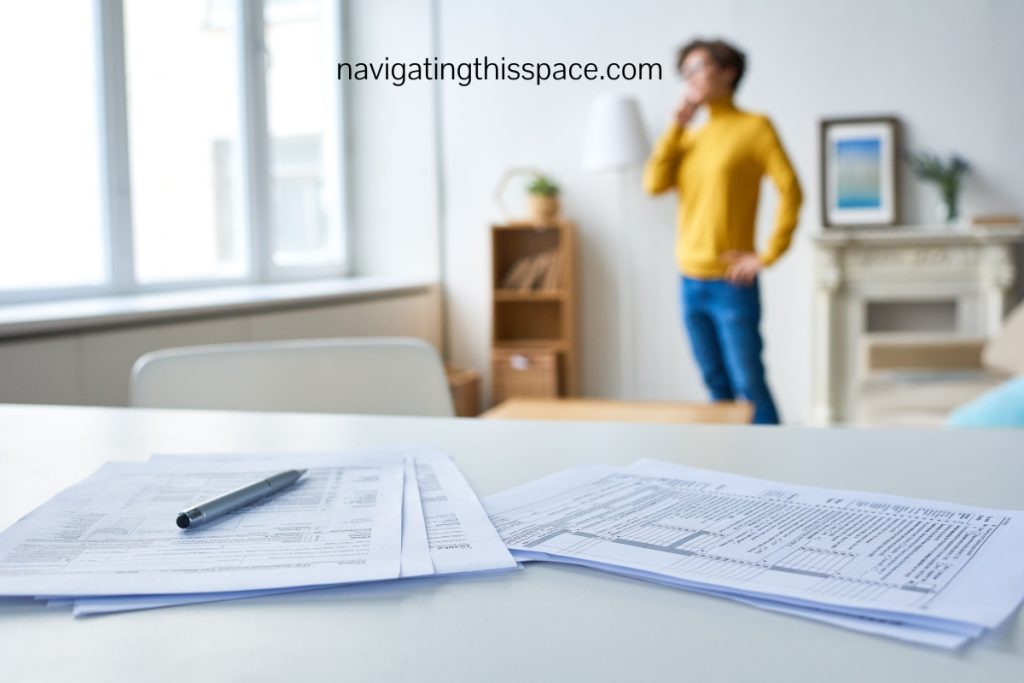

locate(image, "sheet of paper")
[[152, 447, 517, 576], [400, 455, 436, 577], [69, 452, 435, 616], [485, 460, 1024, 632], [0, 454, 406, 596], [68, 574, 455, 617], [71, 586, 313, 616], [512, 549, 972, 649], [411, 448, 518, 575], [729, 595, 970, 649], [70, 447, 515, 615], [623, 459, 1023, 631], [146, 450, 434, 579]]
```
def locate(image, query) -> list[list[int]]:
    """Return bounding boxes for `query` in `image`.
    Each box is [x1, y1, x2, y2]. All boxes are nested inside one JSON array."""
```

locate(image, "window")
[[0, 2, 106, 291], [265, 0, 344, 271], [0, 0, 347, 303], [124, 0, 246, 283], [269, 136, 329, 263]]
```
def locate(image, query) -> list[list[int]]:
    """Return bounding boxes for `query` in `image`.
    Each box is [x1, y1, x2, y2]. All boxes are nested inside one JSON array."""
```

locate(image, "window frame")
[[0, 0, 350, 306]]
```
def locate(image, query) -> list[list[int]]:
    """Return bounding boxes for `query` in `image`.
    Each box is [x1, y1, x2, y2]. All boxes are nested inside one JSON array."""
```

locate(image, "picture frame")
[[819, 116, 901, 228]]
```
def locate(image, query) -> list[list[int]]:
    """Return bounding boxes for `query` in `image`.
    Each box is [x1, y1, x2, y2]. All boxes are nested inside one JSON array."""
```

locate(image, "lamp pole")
[[616, 169, 636, 398], [583, 94, 649, 400]]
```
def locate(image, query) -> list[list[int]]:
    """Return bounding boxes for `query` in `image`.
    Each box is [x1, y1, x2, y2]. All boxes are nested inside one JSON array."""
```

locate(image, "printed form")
[[67, 447, 516, 615], [487, 459, 1024, 635], [0, 454, 406, 596], [149, 447, 516, 576]]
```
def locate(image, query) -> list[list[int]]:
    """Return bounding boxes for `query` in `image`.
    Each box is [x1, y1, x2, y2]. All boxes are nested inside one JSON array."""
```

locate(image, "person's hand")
[[673, 90, 700, 127], [722, 251, 762, 285]]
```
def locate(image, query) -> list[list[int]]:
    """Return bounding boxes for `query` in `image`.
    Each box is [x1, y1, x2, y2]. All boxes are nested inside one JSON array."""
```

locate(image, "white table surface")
[[0, 404, 1021, 682]]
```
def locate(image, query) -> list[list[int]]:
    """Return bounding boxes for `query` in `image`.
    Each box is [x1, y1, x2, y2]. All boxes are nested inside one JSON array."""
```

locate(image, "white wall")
[[353, 0, 1024, 422]]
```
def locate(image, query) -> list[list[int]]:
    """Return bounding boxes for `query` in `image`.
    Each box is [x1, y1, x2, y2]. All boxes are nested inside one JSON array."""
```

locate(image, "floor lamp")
[[583, 94, 649, 399]]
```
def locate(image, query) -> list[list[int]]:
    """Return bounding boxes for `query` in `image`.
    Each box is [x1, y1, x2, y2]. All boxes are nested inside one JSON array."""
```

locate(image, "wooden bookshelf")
[[490, 220, 578, 405]]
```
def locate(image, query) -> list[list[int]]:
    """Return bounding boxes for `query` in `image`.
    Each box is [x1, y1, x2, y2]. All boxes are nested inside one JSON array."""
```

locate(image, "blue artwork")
[[835, 138, 881, 209]]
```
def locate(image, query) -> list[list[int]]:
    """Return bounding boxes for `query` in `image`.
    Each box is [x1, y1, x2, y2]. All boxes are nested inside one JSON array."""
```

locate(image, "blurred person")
[[644, 38, 802, 424]]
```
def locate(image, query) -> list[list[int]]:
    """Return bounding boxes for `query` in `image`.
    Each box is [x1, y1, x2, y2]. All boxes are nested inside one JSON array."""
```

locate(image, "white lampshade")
[[582, 94, 649, 172]]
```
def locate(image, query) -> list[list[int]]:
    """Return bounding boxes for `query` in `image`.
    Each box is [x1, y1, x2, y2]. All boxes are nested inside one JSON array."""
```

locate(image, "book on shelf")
[[500, 249, 563, 292], [519, 251, 553, 292], [500, 255, 534, 290], [543, 247, 568, 291]]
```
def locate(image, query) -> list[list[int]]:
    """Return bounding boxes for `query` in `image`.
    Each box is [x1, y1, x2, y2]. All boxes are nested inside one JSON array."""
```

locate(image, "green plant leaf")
[[527, 175, 560, 197]]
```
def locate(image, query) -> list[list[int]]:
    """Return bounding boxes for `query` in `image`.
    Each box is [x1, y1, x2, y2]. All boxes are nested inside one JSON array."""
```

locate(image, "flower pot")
[[528, 194, 560, 224]]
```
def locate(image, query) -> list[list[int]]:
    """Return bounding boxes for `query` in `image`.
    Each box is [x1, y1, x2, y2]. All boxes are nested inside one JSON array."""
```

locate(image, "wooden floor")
[[481, 397, 753, 424]]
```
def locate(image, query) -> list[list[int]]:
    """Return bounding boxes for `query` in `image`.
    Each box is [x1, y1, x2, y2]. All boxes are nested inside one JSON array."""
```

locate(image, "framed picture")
[[820, 116, 901, 227]]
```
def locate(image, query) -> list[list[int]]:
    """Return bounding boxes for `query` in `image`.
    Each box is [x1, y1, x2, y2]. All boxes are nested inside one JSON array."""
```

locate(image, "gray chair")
[[131, 337, 454, 417]]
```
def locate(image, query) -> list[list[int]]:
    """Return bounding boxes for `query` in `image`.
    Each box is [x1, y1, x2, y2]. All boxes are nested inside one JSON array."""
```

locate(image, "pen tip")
[[297, 469, 308, 477]]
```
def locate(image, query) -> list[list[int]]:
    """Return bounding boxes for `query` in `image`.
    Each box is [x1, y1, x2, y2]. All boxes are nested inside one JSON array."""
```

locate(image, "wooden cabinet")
[[490, 220, 577, 405], [445, 364, 482, 417]]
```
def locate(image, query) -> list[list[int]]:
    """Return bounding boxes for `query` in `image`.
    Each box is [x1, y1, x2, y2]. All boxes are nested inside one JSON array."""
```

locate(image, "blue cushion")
[[947, 376, 1024, 428]]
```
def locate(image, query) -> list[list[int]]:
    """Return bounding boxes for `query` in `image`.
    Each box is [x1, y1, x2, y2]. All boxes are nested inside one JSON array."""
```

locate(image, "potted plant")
[[906, 151, 970, 225], [527, 175, 561, 224]]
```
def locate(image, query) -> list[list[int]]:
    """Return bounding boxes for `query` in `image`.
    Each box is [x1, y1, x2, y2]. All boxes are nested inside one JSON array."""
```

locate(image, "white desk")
[[0, 404, 1021, 682]]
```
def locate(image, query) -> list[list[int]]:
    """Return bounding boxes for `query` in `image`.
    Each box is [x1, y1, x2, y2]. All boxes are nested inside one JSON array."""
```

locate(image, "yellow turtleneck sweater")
[[643, 98, 803, 278]]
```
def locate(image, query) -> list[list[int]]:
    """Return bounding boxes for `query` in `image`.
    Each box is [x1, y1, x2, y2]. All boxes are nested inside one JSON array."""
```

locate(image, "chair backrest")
[[983, 299, 1024, 376], [131, 337, 454, 417]]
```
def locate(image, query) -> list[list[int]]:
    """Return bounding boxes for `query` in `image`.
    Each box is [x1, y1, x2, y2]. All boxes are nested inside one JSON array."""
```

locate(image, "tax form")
[[486, 459, 1024, 646], [517, 551, 975, 648], [62, 455, 429, 616], [0, 454, 406, 596], [412, 448, 517, 575], [148, 447, 516, 576], [68, 447, 516, 615]]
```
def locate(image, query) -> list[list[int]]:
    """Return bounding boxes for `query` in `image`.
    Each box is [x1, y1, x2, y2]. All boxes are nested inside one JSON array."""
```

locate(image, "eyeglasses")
[[681, 58, 714, 81]]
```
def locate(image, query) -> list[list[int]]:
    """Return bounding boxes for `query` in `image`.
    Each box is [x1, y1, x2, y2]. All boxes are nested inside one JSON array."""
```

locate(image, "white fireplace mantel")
[[812, 225, 1024, 425]]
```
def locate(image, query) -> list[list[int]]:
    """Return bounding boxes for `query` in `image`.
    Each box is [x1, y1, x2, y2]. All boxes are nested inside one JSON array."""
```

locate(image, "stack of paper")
[[0, 446, 517, 616], [485, 459, 1024, 649]]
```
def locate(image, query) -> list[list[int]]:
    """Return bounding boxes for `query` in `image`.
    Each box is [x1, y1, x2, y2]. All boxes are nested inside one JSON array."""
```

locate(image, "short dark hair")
[[676, 39, 747, 92]]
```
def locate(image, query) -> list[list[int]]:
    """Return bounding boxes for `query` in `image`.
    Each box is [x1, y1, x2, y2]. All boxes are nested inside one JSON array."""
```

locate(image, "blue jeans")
[[681, 276, 780, 424]]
